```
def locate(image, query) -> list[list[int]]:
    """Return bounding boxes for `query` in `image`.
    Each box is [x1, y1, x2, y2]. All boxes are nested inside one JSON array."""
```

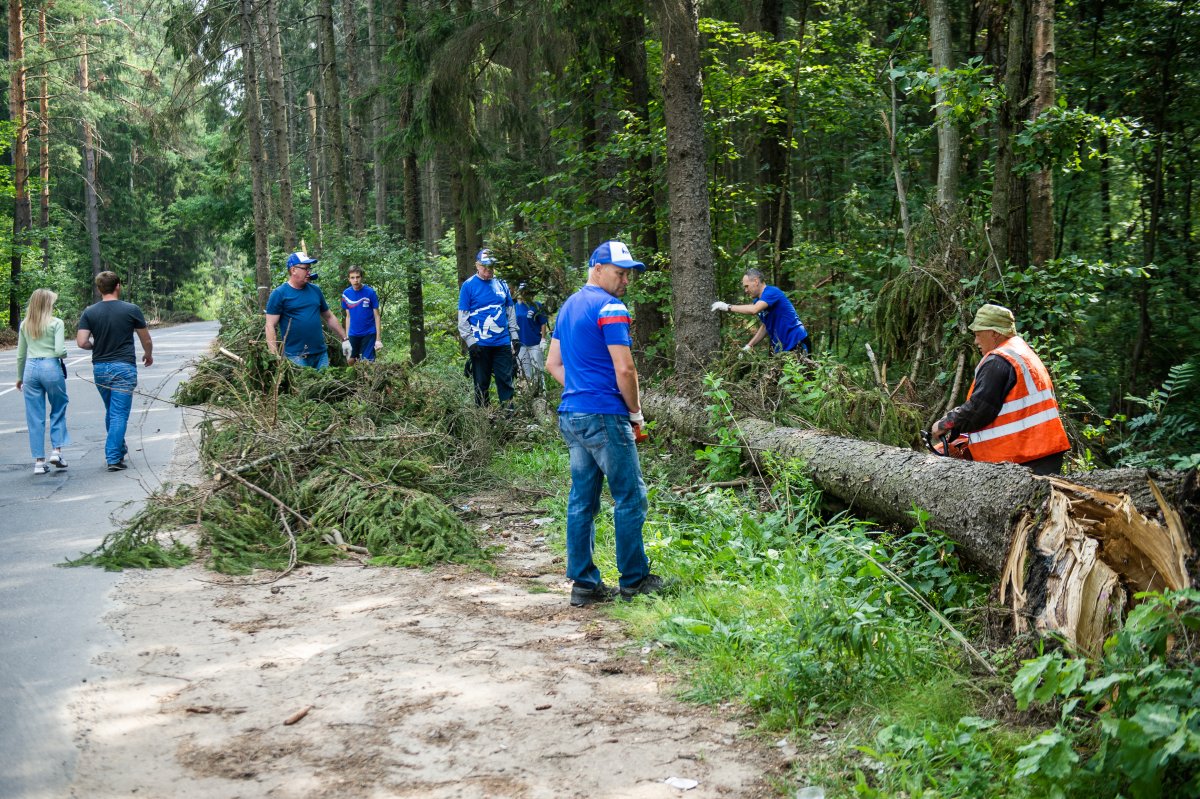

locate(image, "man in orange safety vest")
[[930, 304, 1070, 475]]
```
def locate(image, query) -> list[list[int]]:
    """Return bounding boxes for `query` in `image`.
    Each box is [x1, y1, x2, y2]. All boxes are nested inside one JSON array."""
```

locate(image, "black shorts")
[[348, 333, 377, 361]]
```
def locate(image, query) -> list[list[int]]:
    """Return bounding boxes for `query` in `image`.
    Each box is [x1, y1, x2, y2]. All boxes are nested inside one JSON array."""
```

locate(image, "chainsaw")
[[921, 429, 972, 460]]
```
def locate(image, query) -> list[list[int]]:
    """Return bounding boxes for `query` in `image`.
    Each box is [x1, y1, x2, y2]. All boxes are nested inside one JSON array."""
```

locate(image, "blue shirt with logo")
[[757, 285, 808, 353], [515, 301, 549, 346], [265, 282, 330, 357], [554, 285, 632, 415], [341, 285, 380, 336], [459, 275, 514, 346]]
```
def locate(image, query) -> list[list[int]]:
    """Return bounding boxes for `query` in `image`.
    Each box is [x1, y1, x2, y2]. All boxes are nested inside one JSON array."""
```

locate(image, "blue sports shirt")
[[459, 275, 514, 346], [757, 285, 808, 353], [515, 301, 549, 346], [341, 285, 380, 336], [265, 282, 330, 357], [554, 285, 633, 415]]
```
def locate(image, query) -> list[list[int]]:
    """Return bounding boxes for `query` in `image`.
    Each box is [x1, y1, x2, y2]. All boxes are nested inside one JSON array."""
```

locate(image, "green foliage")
[[1015, 105, 1146, 175], [694, 374, 744, 481], [1010, 590, 1200, 799], [1104, 362, 1200, 470]]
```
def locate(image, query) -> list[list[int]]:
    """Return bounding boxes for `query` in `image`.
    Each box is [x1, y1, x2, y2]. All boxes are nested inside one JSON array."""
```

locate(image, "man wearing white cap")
[[931, 303, 1070, 474], [546, 240, 671, 607], [264, 251, 349, 369], [458, 248, 520, 407]]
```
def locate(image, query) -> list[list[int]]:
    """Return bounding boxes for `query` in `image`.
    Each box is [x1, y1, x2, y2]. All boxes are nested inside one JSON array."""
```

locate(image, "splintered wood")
[[1003, 478, 1193, 655]]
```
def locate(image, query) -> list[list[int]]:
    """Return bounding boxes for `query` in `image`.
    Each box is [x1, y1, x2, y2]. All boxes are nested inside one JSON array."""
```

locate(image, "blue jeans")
[[558, 412, 649, 589], [23, 358, 70, 459], [93, 361, 137, 466], [286, 350, 329, 369]]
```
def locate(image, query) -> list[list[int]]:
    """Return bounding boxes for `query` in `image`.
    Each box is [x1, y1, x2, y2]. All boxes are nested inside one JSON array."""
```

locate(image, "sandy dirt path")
[[66, 492, 781, 798]]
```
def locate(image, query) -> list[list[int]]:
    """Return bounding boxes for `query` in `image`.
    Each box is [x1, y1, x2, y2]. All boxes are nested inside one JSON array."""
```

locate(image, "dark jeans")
[[1026, 451, 1065, 476], [470, 345, 515, 407], [349, 333, 376, 361]]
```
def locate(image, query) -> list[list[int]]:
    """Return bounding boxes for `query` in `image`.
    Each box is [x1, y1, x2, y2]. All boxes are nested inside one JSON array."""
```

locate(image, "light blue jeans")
[[23, 358, 70, 459], [558, 412, 649, 590], [93, 361, 137, 465], [287, 350, 330, 369]]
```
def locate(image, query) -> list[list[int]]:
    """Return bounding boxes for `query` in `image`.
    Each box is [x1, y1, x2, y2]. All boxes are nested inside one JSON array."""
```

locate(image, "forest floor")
[[65, 424, 784, 798]]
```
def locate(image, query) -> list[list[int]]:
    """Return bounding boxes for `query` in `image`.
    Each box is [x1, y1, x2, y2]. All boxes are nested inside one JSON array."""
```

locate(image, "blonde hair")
[[22, 288, 58, 341]]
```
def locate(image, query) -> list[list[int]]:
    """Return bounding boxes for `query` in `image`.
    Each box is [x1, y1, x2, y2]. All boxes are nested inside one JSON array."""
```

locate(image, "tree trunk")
[[1028, 0, 1056, 266], [755, 0, 794, 266], [395, 0, 425, 364], [262, 0, 297, 252], [307, 90, 323, 249], [929, 0, 960, 214], [9, 0, 29, 327], [614, 3, 666, 369], [239, 0, 273, 309], [317, 0, 349, 229], [80, 36, 103, 301], [988, 0, 1031, 270], [655, 0, 719, 377], [642, 396, 1197, 656], [366, 0, 388, 229], [341, 0, 367, 230], [883, 63, 915, 268], [38, 7, 49, 273]]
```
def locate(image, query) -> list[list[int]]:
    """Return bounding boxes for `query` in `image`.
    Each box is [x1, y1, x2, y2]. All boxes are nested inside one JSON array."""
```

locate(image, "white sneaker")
[[48, 452, 67, 469], [33, 461, 48, 475]]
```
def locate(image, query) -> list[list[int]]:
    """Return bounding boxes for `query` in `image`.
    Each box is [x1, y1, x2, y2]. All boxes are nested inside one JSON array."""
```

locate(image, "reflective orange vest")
[[966, 336, 1070, 464]]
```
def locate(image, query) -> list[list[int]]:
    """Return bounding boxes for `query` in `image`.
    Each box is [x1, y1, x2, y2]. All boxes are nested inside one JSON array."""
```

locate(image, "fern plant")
[[1108, 362, 1200, 470]]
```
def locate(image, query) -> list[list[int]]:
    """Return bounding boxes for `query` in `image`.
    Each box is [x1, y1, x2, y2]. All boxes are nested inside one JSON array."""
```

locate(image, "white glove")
[[629, 410, 645, 425], [341, 339, 352, 358], [741, 344, 752, 352], [711, 301, 730, 312], [374, 340, 383, 351]]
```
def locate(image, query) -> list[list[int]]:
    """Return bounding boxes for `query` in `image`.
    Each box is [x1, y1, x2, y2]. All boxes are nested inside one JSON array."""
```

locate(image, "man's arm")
[[745, 325, 768, 349], [457, 310, 476, 347], [76, 327, 93, 350], [321, 309, 348, 341], [506, 304, 520, 341], [136, 327, 154, 367], [373, 307, 382, 343], [931, 356, 1016, 437], [545, 338, 565, 386], [729, 299, 770, 315], [607, 344, 640, 414], [264, 314, 280, 355]]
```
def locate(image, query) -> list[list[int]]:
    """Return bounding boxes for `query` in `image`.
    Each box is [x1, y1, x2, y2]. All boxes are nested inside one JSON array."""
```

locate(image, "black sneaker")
[[106, 461, 127, 472], [570, 581, 619, 607], [620, 574, 675, 601]]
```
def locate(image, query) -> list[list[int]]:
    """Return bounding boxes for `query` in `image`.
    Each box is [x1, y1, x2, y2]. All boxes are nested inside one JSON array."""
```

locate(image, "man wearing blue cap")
[[546, 240, 671, 606], [458, 248, 520, 407], [264, 251, 349, 369]]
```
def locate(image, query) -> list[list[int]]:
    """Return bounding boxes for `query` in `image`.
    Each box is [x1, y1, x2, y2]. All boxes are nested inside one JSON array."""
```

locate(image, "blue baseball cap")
[[589, 240, 644, 270], [286, 251, 318, 268], [476, 249, 497, 266]]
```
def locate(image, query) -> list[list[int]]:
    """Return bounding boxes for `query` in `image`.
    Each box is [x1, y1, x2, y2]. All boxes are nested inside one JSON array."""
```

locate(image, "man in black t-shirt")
[[77, 271, 154, 471]]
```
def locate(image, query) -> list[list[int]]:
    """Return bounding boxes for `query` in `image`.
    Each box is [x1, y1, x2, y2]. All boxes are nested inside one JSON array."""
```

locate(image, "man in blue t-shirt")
[[458, 248, 520, 407], [710, 268, 810, 354], [340, 266, 382, 364], [264, 251, 349, 369], [514, 283, 549, 391], [546, 240, 671, 608]]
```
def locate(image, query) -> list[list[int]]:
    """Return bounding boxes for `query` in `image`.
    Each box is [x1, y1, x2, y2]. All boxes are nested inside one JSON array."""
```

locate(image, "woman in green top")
[[16, 288, 70, 474]]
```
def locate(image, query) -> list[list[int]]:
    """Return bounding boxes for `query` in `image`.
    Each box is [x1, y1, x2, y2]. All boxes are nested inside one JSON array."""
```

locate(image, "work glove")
[[741, 344, 752, 352], [374, 340, 383, 351], [468, 343, 482, 359], [341, 339, 352, 358], [629, 409, 648, 444], [512, 342, 521, 358], [711, 301, 730, 312]]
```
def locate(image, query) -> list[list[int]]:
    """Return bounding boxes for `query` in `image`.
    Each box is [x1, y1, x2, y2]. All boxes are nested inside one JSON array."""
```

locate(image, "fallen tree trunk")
[[643, 394, 1197, 655]]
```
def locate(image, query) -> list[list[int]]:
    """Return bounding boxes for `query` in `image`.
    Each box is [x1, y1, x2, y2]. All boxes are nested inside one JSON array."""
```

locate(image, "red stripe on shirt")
[[597, 315, 631, 327]]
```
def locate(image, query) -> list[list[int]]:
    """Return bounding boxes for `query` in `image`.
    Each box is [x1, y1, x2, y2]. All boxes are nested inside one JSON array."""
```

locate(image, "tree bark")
[[395, 0, 425, 364], [37, 7, 49, 273], [306, 90, 323, 249], [262, 0, 297, 252], [366, 0, 388, 229], [317, 0, 349, 229], [10, 0, 29, 327], [641, 395, 1196, 655], [341, 0, 367, 230], [239, 0, 273, 309], [755, 0, 794, 267], [988, 0, 1031, 270], [929, 0, 960, 214], [655, 0, 719, 377], [1029, 0, 1056, 266], [80, 36, 103, 301]]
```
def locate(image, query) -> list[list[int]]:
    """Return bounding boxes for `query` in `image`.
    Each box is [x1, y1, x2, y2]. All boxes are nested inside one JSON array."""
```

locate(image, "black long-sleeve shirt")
[[939, 354, 1017, 435]]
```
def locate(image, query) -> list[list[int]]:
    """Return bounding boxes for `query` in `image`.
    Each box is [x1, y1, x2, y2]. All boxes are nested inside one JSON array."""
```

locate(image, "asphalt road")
[[0, 319, 218, 798]]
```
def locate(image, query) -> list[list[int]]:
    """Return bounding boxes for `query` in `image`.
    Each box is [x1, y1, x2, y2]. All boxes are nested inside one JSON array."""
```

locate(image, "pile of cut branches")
[[72, 302, 494, 575]]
